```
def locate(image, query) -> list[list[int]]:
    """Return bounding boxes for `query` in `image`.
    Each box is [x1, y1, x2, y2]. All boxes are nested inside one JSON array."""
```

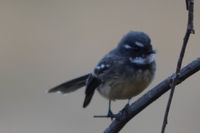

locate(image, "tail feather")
[[48, 74, 90, 94]]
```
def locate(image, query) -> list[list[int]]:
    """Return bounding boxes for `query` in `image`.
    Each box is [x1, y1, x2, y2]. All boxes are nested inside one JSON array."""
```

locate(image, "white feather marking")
[[129, 54, 155, 65], [96, 66, 101, 70], [100, 64, 105, 68], [135, 41, 144, 48], [124, 44, 132, 49]]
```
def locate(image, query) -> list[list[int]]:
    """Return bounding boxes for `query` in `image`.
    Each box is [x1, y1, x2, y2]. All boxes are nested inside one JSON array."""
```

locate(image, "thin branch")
[[104, 57, 200, 133], [104, 1, 195, 132], [161, 0, 194, 133]]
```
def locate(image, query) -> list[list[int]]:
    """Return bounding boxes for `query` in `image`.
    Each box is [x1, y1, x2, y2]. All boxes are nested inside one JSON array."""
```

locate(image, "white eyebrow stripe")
[[135, 41, 144, 48], [124, 44, 132, 49]]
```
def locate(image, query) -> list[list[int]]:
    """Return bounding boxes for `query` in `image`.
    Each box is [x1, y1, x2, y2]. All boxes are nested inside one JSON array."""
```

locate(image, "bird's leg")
[[107, 100, 115, 118], [127, 98, 131, 106], [94, 99, 115, 120], [122, 98, 131, 111], [123, 98, 132, 114]]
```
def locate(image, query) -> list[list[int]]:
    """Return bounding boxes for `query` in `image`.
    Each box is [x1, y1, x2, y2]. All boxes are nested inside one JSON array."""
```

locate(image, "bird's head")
[[117, 31, 156, 65]]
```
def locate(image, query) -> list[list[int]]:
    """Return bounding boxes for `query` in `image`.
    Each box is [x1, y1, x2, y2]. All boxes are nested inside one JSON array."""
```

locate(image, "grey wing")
[[83, 74, 101, 108], [94, 55, 114, 76], [83, 55, 115, 107], [48, 74, 90, 94]]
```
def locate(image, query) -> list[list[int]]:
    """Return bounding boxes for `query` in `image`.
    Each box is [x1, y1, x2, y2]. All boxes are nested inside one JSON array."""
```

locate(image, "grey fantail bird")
[[48, 31, 156, 118]]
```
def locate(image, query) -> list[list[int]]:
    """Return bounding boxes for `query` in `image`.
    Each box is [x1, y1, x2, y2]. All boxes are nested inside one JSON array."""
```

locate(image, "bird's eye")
[[132, 45, 141, 52]]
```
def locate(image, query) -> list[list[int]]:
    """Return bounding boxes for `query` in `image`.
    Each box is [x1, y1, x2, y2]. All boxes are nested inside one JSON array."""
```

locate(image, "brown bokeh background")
[[0, 0, 200, 133]]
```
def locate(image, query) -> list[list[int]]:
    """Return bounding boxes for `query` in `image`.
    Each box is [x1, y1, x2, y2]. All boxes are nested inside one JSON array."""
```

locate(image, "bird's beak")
[[148, 49, 156, 55]]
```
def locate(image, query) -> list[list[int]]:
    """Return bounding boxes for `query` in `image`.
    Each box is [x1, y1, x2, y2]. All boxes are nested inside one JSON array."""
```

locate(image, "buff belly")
[[97, 69, 154, 100]]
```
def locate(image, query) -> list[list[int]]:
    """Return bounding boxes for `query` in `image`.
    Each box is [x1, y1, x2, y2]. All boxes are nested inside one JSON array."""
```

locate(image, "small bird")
[[48, 31, 156, 118]]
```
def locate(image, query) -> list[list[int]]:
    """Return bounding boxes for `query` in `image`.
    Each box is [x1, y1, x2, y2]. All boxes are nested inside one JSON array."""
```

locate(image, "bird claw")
[[94, 110, 116, 120]]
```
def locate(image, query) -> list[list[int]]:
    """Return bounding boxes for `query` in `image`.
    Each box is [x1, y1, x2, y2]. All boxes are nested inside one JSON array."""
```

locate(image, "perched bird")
[[48, 31, 156, 118]]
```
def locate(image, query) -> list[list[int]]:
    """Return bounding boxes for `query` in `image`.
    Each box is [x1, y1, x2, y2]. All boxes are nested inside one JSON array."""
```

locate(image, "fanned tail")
[[48, 74, 90, 94]]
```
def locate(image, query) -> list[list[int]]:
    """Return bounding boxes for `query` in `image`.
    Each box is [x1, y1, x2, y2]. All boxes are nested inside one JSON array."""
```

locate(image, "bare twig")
[[161, 0, 194, 133], [104, 58, 200, 133], [104, 1, 195, 132]]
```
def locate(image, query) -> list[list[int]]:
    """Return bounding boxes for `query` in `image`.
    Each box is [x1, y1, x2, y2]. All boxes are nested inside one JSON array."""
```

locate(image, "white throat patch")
[[129, 54, 155, 65]]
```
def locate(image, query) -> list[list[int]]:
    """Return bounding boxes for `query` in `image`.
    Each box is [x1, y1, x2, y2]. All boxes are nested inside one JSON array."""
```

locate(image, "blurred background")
[[0, 0, 200, 133]]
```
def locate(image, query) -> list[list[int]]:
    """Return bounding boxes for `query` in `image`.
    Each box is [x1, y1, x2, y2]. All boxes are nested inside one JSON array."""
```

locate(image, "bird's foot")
[[94, 110, 116, 120]]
